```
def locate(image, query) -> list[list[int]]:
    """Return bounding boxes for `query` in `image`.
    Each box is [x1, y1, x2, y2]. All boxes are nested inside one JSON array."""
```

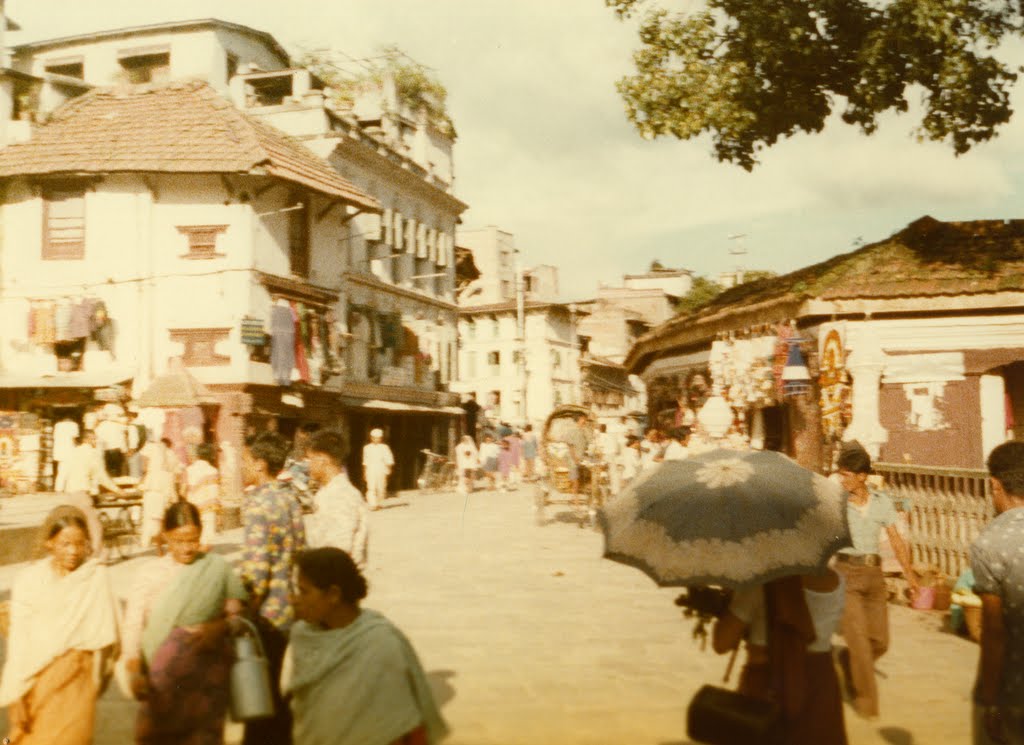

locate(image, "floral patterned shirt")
[[240, 481, 306, 631]]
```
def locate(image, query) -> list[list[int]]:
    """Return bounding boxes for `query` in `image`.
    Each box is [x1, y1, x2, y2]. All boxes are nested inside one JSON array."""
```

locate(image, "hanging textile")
[[90, 301, 114, 352], [270, 302, 296, 386], [241, 317, 267, 346], [54, 300, 74, 342], [291, 302, 310, 383], [31, 302, 57, 345], [67, 299, 92, 340]]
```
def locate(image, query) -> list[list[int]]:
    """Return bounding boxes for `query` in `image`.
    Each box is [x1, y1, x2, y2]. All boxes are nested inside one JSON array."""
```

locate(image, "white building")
[[0, 18, 467, 491], [454, 227, 583, 429]]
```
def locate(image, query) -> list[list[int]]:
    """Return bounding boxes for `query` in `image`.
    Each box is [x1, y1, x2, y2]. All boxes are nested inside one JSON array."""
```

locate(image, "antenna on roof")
[[727, 233, 747, 286]]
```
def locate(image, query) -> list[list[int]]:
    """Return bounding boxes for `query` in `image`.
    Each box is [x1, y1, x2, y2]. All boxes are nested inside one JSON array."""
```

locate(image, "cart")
[[95, 487, 143, 561], [535, 405, 610, 528]]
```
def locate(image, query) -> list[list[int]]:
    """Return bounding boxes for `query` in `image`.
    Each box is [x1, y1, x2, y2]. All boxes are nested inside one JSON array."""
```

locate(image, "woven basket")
[[964, 605, 982, 643]]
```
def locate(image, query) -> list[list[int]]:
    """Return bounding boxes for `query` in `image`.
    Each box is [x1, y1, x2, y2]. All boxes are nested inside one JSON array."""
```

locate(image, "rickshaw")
[[535, 405, 611, 528]]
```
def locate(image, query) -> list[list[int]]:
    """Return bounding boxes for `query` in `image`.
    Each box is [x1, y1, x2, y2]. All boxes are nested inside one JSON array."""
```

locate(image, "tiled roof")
[[627, 216, 1024, 372], [0, 80, 380, 212]]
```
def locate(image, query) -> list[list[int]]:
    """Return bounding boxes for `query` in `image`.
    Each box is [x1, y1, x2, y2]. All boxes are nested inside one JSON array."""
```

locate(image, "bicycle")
[[417, 449, 457, 492]]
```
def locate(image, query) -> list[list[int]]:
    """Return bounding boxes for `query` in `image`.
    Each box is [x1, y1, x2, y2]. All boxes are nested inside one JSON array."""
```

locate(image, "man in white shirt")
[[362, 428, 394, 511], [94, 414, 127, 477], [54, 431, 124, 555], [51, 416, 79, 479], [306, 430, 369, 569]]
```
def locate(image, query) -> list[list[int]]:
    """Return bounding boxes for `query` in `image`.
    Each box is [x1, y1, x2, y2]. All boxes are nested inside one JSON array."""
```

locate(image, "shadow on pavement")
[[427, 669, 457, 708], [879, 726, 916, 744]]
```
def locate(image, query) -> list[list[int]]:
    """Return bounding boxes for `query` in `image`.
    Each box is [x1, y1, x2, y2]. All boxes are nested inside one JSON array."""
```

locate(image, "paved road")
[[1, 485, 978, 744]]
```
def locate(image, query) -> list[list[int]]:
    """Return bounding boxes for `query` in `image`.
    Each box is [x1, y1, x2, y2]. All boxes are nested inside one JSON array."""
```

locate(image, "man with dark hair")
[[306, 429, 369, 569], [239, 430, 305, 745], [834, 439, 919, 720], [971, 441, 1024, 744]]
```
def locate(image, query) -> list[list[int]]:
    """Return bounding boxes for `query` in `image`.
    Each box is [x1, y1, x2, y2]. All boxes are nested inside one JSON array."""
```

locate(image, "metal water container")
[[229, 618, 275, 721]]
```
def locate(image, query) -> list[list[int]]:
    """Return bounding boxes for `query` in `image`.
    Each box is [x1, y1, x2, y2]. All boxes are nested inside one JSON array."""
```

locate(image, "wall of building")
[[0, 173, 356, 392], [623, 271, 692, 298], [454, 306, 580, 426], [18, 26, 287, 95], [457, 226, 516, 306]]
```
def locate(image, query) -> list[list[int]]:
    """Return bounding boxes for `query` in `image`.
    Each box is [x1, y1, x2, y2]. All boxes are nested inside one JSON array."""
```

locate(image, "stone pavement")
[[1, 485, 979, 744]]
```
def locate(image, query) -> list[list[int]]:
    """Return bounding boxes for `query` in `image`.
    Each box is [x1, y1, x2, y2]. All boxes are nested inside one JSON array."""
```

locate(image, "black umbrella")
[[598, 448, 852, 588]]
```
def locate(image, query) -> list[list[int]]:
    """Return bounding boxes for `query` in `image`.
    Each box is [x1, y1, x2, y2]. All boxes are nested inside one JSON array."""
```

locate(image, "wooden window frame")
[[41, 184, 86, 260], [169, 328, 232, 367], [177, 224, 228, 259]]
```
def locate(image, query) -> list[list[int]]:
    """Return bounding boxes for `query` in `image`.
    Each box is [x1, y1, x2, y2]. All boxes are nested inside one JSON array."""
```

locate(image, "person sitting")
[[283, 548, 449, 745], [712, 572, 848, 745]]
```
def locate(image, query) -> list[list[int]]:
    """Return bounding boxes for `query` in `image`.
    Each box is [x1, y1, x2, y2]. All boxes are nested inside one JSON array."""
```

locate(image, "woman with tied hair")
[[0, 505, 119, 745], [122, 501, 246, 745], [284, 547, 448, 745]]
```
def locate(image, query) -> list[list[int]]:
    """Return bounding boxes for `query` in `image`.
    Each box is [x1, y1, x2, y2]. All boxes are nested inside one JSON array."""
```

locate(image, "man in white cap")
[[362, 428, 394, 510]]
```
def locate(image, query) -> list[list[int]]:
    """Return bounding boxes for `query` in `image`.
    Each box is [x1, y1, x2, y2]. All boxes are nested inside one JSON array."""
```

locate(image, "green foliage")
[[299, 45, 456, 139], [606, 0, 1020, 169], [675, 275, 724, 314]]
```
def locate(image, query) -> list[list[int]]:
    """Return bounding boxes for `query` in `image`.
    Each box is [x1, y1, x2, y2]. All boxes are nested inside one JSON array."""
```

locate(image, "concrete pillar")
[[845, 339, 888, 459]]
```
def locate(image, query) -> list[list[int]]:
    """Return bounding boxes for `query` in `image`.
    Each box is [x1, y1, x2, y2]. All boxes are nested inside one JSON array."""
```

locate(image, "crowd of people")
[[2, 407, 1023, 745], [0, 426, 447, 745]]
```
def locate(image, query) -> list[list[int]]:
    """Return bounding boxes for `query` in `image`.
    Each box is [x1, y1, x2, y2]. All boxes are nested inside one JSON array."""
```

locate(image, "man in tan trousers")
[[834, 440, 919, 719]]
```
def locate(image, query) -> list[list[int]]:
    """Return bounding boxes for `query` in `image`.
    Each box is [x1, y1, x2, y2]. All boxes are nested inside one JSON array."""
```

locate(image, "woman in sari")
[[0, 505, 119, 745], [122, 501, 246, 745], [283, 547, 448, 745], [712, 571, 848, 745]]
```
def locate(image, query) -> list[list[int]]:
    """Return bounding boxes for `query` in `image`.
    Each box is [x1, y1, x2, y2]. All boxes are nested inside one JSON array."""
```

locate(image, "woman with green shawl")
[[121, 502, 246, 745], [283, 548, 449, 745]]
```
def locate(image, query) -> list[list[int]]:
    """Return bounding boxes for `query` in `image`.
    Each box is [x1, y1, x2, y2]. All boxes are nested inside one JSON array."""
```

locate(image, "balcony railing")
[[874, 462, 994, 578]]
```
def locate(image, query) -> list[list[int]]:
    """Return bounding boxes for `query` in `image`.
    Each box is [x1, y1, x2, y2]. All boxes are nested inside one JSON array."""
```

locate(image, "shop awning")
[[134, 369, 219, 408], [342, 398, 464, 416], [0, 370, 133, 389]]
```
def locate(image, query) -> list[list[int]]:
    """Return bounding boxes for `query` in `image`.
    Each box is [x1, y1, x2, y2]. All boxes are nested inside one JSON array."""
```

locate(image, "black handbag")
[[686, 684, 783, 745], [686, 586, 785, 745]]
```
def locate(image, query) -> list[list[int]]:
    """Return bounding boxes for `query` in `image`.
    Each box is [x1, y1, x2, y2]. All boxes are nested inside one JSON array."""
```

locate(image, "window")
[[42, 186, 86, 260], [169, 328, 232, 367], [465, 351, 477, 378], [119, 50, 170, 84], [487, 351, 501, 369], [465, 320, 476, 339], [489, 316, 500, 338], [551, 349, 562, 371], [248, 73, 293, 107], [288, 192, 310, 277], [177, 224, 228, 259], [45, 59, 84, 79]]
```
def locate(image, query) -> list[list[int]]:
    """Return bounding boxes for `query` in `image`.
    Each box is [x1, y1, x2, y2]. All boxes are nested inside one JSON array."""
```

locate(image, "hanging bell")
[[781, 339, 812, 397]]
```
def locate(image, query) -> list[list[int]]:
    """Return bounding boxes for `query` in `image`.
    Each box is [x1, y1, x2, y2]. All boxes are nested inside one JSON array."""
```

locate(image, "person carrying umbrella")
[[833, 441, 919, 720], [598, 447, 854, 744]]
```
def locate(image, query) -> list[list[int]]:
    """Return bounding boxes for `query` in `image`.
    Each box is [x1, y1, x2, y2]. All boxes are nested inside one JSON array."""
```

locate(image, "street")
[[1, 485, 978, 744]]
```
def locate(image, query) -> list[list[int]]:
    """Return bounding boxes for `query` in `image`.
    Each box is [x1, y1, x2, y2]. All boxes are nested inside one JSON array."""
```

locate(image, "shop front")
[[0, 371, 134, 492]]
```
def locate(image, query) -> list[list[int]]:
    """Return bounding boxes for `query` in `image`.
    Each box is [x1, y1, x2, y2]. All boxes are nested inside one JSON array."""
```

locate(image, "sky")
[[11, 0, 1024, 299]]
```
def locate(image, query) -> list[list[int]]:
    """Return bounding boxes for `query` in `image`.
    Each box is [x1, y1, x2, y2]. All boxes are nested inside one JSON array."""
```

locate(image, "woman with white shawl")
[[0, 506, 119, 745], [284, 548, 448, 745]]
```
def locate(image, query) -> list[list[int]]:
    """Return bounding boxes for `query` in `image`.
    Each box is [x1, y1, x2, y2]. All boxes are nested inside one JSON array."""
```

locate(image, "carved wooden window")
[[177, 224, 227, 259], [169, 328, 232, 367], [42, 186, 85, 260]]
